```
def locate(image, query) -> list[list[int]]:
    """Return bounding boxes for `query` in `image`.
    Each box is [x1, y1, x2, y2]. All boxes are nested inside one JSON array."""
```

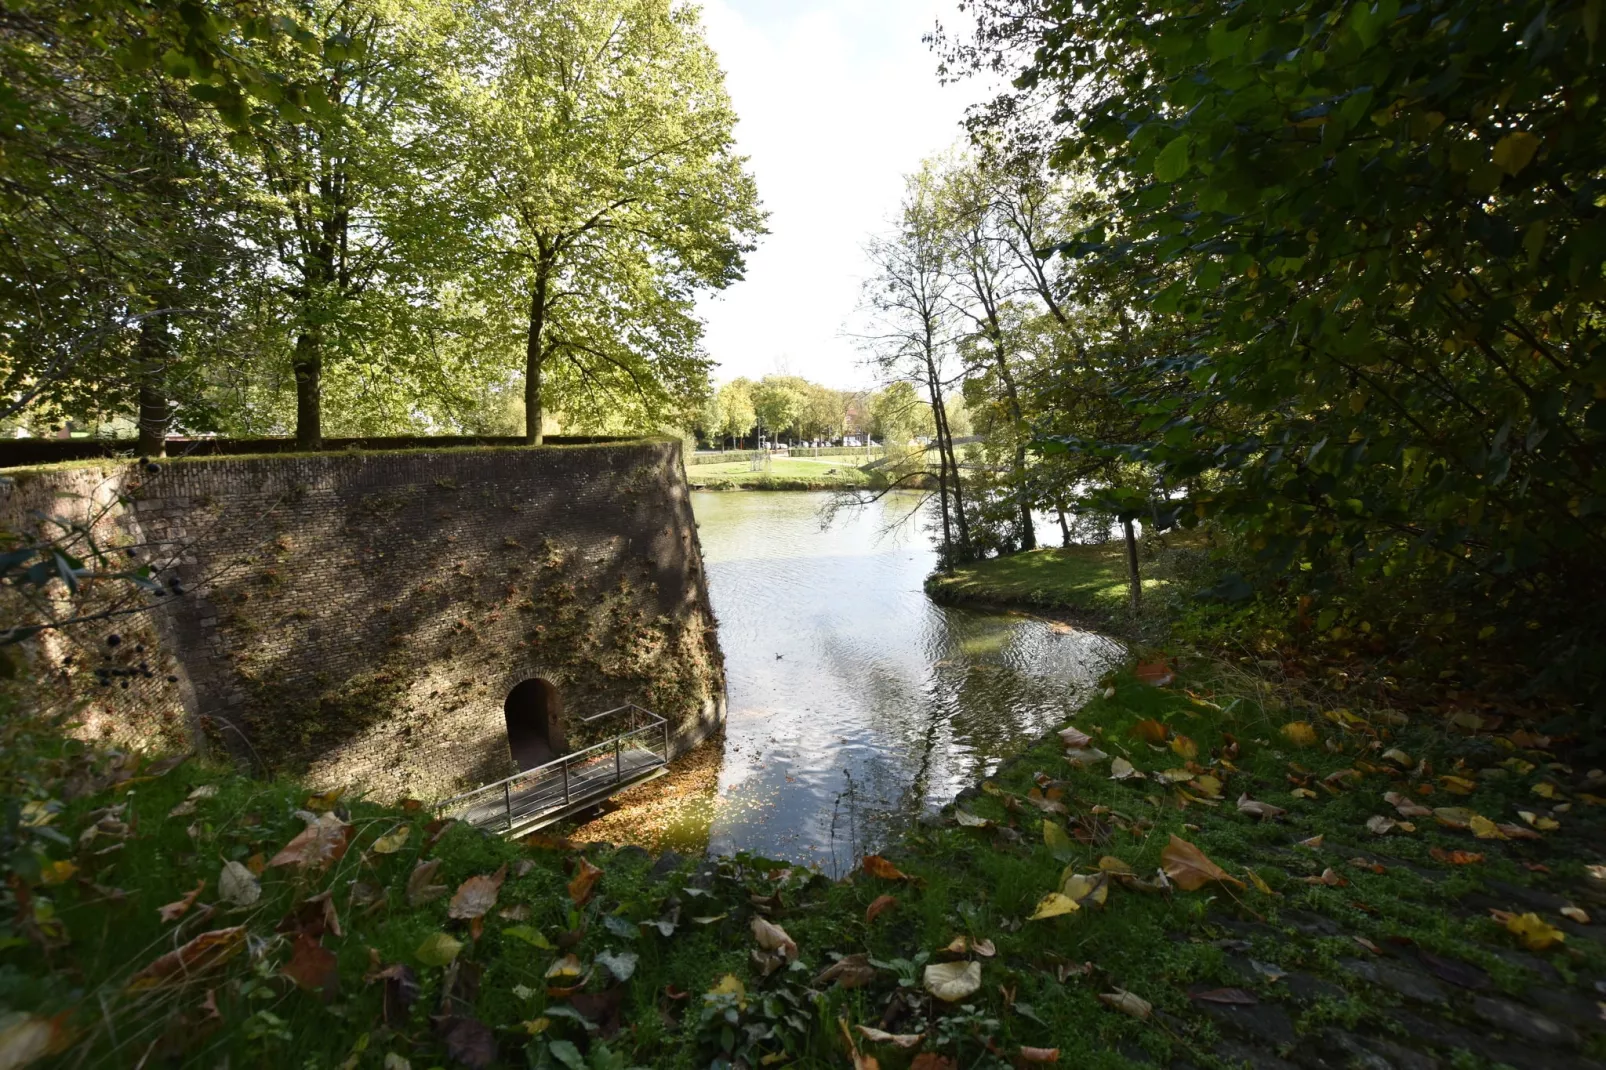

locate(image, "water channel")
[[691, 490, 1122, 871]]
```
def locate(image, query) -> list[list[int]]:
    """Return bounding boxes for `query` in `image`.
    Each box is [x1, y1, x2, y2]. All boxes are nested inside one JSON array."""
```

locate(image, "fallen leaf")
[[1281, 723, 1317, 747], [750, 917, 797, 962], [954, 810, 991, 828], [1490, 910, 1565, 951], [449, 865, 507, 921], [1097, 856, 1135, 876], [1134, 660, 1174, 687], [1170, 735, 1198, 761], [1495, 822, 1543, 840], [1059, 726, 1093, 749], [1191, 987, 1258, 1005], [1059, 871, 1109, 908], [38, 860, 76, 886], [1469, 815, 1507, 841], [856, 1026, 923, 1049], [1383, 791, 1432, 818], [218, 861, 260, 907], [304, 787, 345, 812], [371, 825, 411, 854], [407, 860, 448, 906], [1018, 1047, 1059, 1064], [567, 857, 603, 906], [415, 932, 463, 967], [1298, 868, 1347, 887], [1432, 807, 1476, 830], [1064, 746, 1110, 768], [596, 949, 638, 982], [1237, 794, 1286, 821], [1517, 810, 1560, 831], [157, 879, 206, 923], [1560, 906, 1590, 924], [1353, 936, 1383, 955], [1109, 757, 1141, 780], [1244, 868, 1280, 896], [923, 960, 982, 1002], [282, 932, 339, 996], [865, 895, 897, 925], [1296, 834, 1324, 848], [1029, 893, 1080, 920], [1531, 781, 1560, 800], [816, 954, 877, 989], [0, 1012, 71, 1069], [1365, 815, 1398, 836], [1160, 835, 1244, 891], [1291, 787, 1318, 799], [910, 1054, 958, 1070], [1098, 990, 1152, 1019], [127, 926, 247, 991], [1381, 748, 1412, 767], [544, 954, 584, 982], [1429, 848, 1484, 865], [1043, 820, 1074, 854], [268, 812, 353, 871], [1193, 774, 1224, 799], [1131, 719, 1169, 745], [861, 855, 911, 881]]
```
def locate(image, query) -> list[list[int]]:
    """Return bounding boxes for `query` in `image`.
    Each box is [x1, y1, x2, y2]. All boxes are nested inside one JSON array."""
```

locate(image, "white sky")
[[694, 0, 986, 391]]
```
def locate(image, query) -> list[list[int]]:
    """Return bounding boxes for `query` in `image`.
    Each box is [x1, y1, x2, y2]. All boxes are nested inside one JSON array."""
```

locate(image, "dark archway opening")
[[504, 678, 564, 770]]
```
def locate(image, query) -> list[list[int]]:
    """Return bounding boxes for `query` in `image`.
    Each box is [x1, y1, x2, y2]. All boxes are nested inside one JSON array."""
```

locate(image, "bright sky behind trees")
[[695, 0, 982, 389]]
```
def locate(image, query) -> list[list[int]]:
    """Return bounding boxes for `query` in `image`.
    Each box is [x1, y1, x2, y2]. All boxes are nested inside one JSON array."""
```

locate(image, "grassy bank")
[[685, 457, 874, 491], [5, 651, 1602, 1068]]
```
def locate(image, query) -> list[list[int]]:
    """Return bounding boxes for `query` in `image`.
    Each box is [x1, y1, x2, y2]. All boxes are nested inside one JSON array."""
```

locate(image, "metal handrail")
[[437, 704, 670, 830]]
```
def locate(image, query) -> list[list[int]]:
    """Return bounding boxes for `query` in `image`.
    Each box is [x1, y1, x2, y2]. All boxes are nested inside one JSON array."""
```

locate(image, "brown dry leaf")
[[1560, 906, 1590, 924], [1160, 834, 1244, 892], [816, 954, 877, 989], [1018, 1047, 1060, 1064], [567, 857, 603, 906], [750, 917, 798, 962], [1134, 659, 1174, 687], [909, 1056, 958, 1070], [1131, 719, 1169, 744], [1098, 990, 1152, 1019], [838, 1019, 880, 1070], [1496, 822, 1543, 841], [1298, 868, 1348, 887], [861, 855, 912, 882], [1364, 815, 1398, 836], [855, 1025, 923, 1049], [1109, 757, 1141, 780], [282, 932, 340, 996], [1296, 834, 1324, 848], [1191, 987, 1258, 1005], [126, 926, 247, 991], [448, 865, 507, 921], [1236, 794, 1285, 821], [1383, 791, 1432, 818], [865, 895, 897, 925], [158, 879, 206, 923], [0, 1012, 71, 1069], [268, 812, 353, 872], [1059, 726, 1093, 749], [1429, 847, 1484, 865], [953, 809, 992, 829], [406, 859, 448, 907]]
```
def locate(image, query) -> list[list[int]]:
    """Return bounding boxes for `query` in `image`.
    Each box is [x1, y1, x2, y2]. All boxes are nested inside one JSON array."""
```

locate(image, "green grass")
[[7, 656, 1601, 1068], [926, 544, 1162, 617], [685, 457, 873, 490]]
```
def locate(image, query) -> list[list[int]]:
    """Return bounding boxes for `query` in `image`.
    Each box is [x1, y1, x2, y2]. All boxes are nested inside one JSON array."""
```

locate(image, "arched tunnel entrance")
[[504, 678, 564, 770]]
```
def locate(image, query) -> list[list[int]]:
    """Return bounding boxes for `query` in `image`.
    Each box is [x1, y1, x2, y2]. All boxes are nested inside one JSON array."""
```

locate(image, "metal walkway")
[[438, 704, 670, 836]]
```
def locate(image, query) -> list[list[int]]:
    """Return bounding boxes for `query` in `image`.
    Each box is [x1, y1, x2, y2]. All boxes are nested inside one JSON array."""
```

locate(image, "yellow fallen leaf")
[[1244, 868, 1279, 896], [1439, 775, 1477, 796], [1469, 815, 1507, 841], [1531, 782, 1560, 799], [1381, 748, 1411, 767], [1029, 893, 1081, 920], [1281, 723, 1317, 747], [1170, 735, 1198, 760], [1432, 807, 1476, 830], [1058, 871, 1109, 908], [1491, 910, 1565, 951], [39, 860, 77, 886], [1098, 856, 1135, 876], [1043, 820, 1074, 854], [371, 825, 411, 854], [707, 974, 747, 1009], [1193, 774, 1223, 799], [1518, 810, 1559, 831], [1097, 990, 1152, 1018], [1291, 787, 1317, 799]]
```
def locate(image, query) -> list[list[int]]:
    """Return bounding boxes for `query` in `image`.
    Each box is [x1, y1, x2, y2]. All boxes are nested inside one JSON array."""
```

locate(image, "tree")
[[863, 167, 974, 566], [459, 0, 763, 445], [751, 379, 805, 444]]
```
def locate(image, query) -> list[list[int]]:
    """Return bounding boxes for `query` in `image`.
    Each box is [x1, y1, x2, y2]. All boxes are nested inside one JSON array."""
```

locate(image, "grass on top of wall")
[[925, 543, 1161, 619]]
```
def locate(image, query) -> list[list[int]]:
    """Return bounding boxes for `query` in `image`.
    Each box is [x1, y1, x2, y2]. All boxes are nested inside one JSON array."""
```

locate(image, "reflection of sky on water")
[[692, 491, 1122, 872]]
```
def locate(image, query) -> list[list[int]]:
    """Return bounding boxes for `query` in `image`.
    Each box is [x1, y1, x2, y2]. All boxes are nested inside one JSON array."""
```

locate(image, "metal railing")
[[437, 704, 671, 835]]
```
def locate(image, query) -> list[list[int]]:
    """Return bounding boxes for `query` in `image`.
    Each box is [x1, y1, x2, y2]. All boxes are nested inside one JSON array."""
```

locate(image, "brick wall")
[[0, 440, 725, 801]]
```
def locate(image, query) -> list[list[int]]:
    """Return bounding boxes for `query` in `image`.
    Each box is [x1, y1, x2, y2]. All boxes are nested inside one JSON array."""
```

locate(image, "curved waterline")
[[693, 491, 1123, 872]]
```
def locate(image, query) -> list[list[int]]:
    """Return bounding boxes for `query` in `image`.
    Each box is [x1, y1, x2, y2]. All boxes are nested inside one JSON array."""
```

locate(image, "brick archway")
[[504, 677, 564, 770]]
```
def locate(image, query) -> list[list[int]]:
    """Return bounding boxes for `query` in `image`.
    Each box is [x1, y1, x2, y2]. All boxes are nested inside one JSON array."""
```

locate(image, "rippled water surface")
[[692, 491, 1122, 870]]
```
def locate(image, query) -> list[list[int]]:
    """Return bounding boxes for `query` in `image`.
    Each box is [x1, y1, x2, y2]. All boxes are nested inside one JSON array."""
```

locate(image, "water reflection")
[[692, 491, 1122, 871]]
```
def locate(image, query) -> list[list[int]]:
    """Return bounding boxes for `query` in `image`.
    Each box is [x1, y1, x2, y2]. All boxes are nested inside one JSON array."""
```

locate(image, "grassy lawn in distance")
[[685, 456, 872, 489], [926, 543, 1164, 618]]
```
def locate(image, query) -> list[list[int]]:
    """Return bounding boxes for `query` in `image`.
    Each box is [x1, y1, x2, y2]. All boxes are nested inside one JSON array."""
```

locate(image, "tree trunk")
[[293, 328, 322, 450], [985, 332, 1035, 552], [1057, 506, 1072, 548], [135, 313, 171, 457], [1123, 518, 1141, 611], [524, 262, 550, 446]]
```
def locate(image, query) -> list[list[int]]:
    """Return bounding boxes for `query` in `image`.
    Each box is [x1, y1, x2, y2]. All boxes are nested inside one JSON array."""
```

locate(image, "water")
[[692, 490, 1122, 871]]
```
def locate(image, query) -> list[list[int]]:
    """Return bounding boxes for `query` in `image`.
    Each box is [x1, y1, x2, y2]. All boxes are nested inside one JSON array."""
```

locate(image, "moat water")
[[691, 490, 1122, 872]]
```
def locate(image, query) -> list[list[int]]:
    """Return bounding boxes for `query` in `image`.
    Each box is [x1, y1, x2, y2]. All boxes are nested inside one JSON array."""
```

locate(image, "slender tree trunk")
[[135, 313, 171, 457], [1123, 518, 1141, 611], [293, 328, 322, 450], [986, 330, 1035, 551], [924, 355, 970, 561], [524, 260, 550, 446], [1057, 506, 1072, 548]]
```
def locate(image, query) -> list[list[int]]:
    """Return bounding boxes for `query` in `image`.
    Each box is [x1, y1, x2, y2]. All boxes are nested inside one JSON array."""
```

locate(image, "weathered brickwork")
[[0, 441, 725, 801]]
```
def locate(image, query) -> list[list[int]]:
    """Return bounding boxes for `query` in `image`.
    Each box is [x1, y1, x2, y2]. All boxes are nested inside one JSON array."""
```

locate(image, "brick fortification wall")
[[0, 440, 725, 801]]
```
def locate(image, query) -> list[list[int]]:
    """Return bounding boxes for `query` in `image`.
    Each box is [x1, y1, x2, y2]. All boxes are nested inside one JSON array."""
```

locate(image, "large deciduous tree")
[[461, 0, 763, 444]]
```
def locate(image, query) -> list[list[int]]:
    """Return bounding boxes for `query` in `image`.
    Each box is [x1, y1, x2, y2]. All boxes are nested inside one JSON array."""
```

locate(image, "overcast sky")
[[694, 0, 986, 391]]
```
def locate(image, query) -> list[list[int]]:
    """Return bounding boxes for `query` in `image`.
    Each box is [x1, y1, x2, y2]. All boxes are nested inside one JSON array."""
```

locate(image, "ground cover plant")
[[3, 650, 1602, 1069], [685, 458, 875, 491]]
